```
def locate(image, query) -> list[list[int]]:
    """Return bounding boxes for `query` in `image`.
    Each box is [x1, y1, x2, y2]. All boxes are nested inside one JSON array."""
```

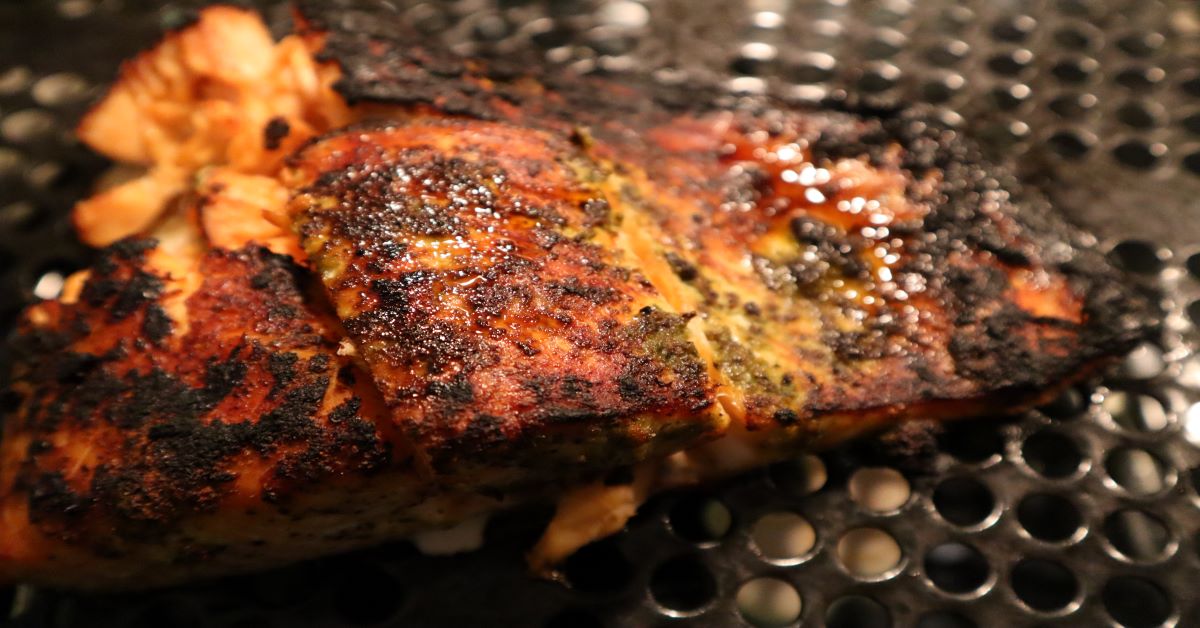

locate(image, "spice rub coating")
[[0, 243, 430, 586], [295, 0, 1148, 450], [0, 1, 1154, 589], [287, 120, 723, 484], [600, 107, 1147, 446]]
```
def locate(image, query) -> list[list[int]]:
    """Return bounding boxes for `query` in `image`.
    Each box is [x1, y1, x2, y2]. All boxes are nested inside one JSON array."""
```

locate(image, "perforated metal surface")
[[2, 0, 1200, 626]]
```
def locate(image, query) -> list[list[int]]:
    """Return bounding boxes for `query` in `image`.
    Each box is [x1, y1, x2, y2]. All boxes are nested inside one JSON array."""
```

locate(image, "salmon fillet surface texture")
[[0, 2, 1150, 588]]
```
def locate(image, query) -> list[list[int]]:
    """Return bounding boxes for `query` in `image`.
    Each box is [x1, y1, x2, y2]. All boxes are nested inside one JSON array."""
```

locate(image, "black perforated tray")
[[2, 1, 1200, 627]]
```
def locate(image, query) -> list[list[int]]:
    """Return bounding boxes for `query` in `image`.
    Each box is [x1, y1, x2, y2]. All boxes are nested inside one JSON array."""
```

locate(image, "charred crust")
[[267, 351, 299, 396], [290, 122, 720, 484], [547, 278, 620, 305], [773, 409, 799, 426], [140, 304, 172, 343], [7, 245, 395, 542], [296, 2, 1151, 438], [582, 198, 611, 227], [6, 8, 1153, 557], [28, 472, 90, 521], [665, 252, 699, 282], [263, 116, 291, 150], [294, 0, 721, 132]]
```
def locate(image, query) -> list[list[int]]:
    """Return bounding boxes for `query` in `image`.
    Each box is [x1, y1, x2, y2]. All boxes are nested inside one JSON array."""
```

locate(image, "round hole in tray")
[[24, 160, 63, 190], [1188, 252, 1200, 279], [935, 6, 974, 34], [0, 147, 26, 178], [1, 109, 56, 144], [0, 66, 32, 95], [531, 24, 574, 49], [545, 608, 603, 628], [857, 63, 900, 93], [848, 467, 910, 513], [938, 420, 1004, 464], [837, 527, 903, 579], [1102, 508, 1173, 562], [469, 13, 510, 42], [0, 201, 41, 231], [1046, 129, 1094, 159], [749, 10, 784, 30], [1112, 140, 1166, 170], [751, 512, 816, 563], [56, 0, 94, 18], [1115, 101, 1162, 129], [825, 595, 891, 628], [925, 542, 990, 595], [1051, 57, 1097, 84], [736, 577, 803, 628], [32, 72, 90, 107], [1183, 112, 1200, 136], [1052, 25, 1095, 51], [667, 494, 732, 543], [250, 562, 329, 609], [990, 83, 1031, 111], [925, 39, 970, 67], [785, 51, 836, 84], [866, 4, 907, 27], [1055, 0, 1100, 18], [649, 553, 717, 614], [1176, 357, 1200, 393], [916, 611, 977, 628], [331, 562, 403, 625], [931, 476, 996, 527], [920, 73, 964, 104], [1038, 386, 1088, 420], [990, 15, 1036, 43], [592, 0, 649, 29], [1120, 343, 1166, 380], [1046, 126, 1094, 158], [1021, 429, 1083, 479], [563, 537, 634, 594], [1184, 71, 1200, 97], [864, 35, 902, 60], [732, 42, 778, 76], [987, 49, 1033, 76], [1109, 240, 1165, 274], [1116, 32, 1164, 58], [1183, 150, 1200, 177], [129, 600, 203, 628], [1115, 66, 1166, 89], [769, 454, 827, 495], [1010, 558, 1079, 612], [1103, 391, 1169, 432], [1102, 576, 1173, 628], [1188, 300, 1200, 326], [1105, 447, 1170, 496], [1016, 493, 1083, 543]]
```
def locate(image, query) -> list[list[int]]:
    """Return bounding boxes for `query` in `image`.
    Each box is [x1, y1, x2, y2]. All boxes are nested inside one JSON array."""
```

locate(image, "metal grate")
[[2, 0, 1200, 626]]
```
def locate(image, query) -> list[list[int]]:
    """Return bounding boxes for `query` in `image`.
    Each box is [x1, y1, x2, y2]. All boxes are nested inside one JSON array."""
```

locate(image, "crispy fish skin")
[[287, 119, 724, 486]]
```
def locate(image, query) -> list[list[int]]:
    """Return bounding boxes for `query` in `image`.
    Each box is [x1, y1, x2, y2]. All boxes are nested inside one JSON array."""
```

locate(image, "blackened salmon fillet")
[[0, 3, 1149, 588]]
